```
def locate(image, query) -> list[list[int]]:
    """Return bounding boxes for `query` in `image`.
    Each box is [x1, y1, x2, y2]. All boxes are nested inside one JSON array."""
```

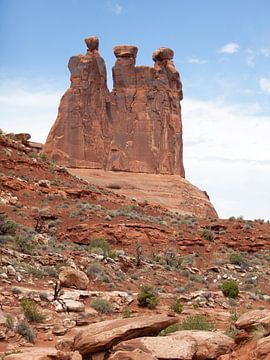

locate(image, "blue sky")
[[1, 0, 270, 219]]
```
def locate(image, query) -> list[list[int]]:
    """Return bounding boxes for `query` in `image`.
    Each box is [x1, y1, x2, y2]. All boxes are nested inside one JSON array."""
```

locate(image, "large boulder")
[[113, 330, 233, 360], [253, 335, 270, 360], [112, 335, 197, 360], [59, 267, 89, 290], [170, 330, 234, 359], [73, 315, 178, 356], [235, 310, 270, 334]]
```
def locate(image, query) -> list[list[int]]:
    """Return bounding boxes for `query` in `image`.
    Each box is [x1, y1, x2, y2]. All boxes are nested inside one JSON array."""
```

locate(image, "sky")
[[0, 0, 270, 220]]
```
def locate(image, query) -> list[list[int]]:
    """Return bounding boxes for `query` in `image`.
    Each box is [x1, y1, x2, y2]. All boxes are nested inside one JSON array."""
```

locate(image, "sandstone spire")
[[44, 37, 185, 176]]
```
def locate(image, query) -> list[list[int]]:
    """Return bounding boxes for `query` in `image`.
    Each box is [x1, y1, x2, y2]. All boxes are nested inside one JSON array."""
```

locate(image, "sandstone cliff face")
[[44, 37, 185, 176]]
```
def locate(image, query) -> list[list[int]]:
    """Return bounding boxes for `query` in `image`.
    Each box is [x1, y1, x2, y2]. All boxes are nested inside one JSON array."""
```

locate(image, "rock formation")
[[44, 37, 185, 176]]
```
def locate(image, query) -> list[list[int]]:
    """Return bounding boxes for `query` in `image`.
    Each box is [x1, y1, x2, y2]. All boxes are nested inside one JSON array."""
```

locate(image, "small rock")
[[52, 324, 67, 336], [63, 318, 76, 328], [7, 265, 16, 276], [55, 338, 74, 351], [38, 179, 51, 188]]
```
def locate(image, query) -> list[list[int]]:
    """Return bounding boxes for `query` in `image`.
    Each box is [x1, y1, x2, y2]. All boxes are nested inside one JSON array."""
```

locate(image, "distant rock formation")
[[44, 37, 185, 176]]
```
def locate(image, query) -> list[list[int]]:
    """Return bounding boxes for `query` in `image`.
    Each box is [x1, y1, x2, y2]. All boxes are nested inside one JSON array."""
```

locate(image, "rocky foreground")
[[1, 132, 270, 359]]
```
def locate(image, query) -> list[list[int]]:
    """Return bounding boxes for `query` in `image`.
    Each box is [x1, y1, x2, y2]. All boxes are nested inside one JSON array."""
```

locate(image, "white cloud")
[[183, 98, 270, 219], [107, 1, 123, 15], [0, 81, 62, 142], [260, 77, 270, 94], [261, 48, 270, 57], [245, 48, 257, 67], [218, 42, 240, 54], [187, 58, 208, 65]]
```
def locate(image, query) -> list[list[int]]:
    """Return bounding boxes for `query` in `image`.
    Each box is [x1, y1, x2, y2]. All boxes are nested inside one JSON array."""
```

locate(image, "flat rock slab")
[[110, 349, 158, 360], [235, 310, 270, 333], [112, 335, 197, 360], [113, 330, 233, 360], [170, 330, 234, 359], [253, 335, 270, 359], [4, 347, 57, 360], [73, 315, 178, 355]]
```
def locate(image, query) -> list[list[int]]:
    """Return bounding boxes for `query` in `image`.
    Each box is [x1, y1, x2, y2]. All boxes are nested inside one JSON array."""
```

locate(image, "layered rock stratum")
[[44, 37, 185, 176]]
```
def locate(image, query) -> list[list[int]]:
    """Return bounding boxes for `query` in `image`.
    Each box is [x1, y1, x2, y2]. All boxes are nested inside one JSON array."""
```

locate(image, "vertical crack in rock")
[[44, 37, 185, 177]]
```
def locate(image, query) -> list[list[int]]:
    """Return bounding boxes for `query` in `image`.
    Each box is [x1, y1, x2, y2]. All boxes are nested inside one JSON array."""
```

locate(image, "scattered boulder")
[[235, 310, 270, 334], [38, 179, 51, 188], [113, 330, 233, 360], [73, 315, 178, 355], [253, 335, 270, 359], [59, 267, 89, 290], [170, 330, 234, 359], [112, 335, 197, 360]]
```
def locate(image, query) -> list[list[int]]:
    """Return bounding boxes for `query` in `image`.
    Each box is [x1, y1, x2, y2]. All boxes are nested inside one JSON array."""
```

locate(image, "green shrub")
[[20, 298, 46, 322], [39, 153, 47, 161], [160, 315, 215, 336], [179, 315, 215, 331], [200, 228, 214, 241], [91, 298, 112, 313], [170, 298, 183, 314], [137, 284, 160, 309], [88, 237, 111, 257], [229, 252, 247, 266], [221, 279, 239, 298], [16, 320, 36, 343], [123, 306, 131, 318]]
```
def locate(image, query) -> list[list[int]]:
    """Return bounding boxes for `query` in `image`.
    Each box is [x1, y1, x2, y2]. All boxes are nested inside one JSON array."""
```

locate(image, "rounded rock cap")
[[152, 47, 174, 61], [113, 45, 138, 59], [84, 36, 99, 51]]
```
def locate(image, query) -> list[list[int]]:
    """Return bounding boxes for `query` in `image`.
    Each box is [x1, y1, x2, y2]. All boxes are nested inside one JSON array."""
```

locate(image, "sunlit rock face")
[[44, 37, 185, 177]]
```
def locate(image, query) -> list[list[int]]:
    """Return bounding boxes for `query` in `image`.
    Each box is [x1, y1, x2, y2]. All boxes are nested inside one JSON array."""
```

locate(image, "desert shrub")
[[20, 298, 46, 322], [200, 228, 214, 241], [243, 222, 253, 231], [15, 235, 35, 254], [16, 320, 36, 343], [39, 292, 49, 302], [170, 298, 183, 314], [137, 284, 160, 309], [123, 306, 131, 318], [160, 315, 215, 336], [179, 314, 215, 330], [5, 314, 15, 330], [0, 234, 14, 245], [89, 237, 111, 257], [122, 204, 138, 213], [86, 262, 103, 277], [12, 287, 22, 295], [229, 252, 247, 266], [0, 214, 17, 236], [221, 279, 239, 298], [91, 298, 112, 313], [39, 153, 47, 161]]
